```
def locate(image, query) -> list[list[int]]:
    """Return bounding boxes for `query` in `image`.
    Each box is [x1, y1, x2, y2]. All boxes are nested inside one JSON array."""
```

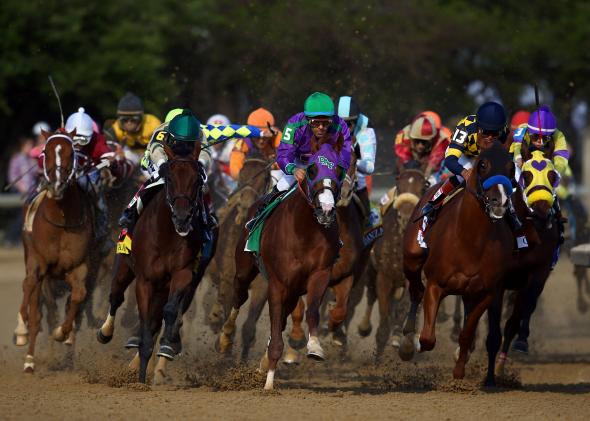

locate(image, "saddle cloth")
[[417, 187, 464, 249]]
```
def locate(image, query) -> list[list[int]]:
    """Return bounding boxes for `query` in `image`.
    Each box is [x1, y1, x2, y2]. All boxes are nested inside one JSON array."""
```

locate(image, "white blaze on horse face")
[[489, 184, 508, 219], [54, 144, 62, 190], [318, 179, 335, 213]]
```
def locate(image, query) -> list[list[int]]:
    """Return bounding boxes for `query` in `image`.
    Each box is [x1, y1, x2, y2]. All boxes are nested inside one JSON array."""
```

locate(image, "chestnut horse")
[[400, 142, 515, 380], [218, 143, 344, 390], [490, 151, 561, 384], [14, 130, 97, 372], [97, 143, 207, 384], [357, 167, 426, 359], [206, 151, 272, 334]]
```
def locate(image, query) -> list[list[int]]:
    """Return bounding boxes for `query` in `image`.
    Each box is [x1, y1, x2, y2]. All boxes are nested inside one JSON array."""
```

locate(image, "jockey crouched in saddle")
[[511, 105, 570, 243], [63, 107, 125, 254], [394, 112, 451, 183], [103, 92, 162, 174], [420, 101, 528, 249], [245, 92, 352, 230], [336, 96, 376, 216], [118, 109, 274, 258], [229, 107, 282, 184]]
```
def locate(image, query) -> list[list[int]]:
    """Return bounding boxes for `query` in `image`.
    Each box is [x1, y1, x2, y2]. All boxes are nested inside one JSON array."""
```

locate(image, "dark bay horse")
[[357, 167, 426, 359], [218, 143, 344, 390], [490, 150, 561, 384], [206, 151, 272, 334], [400, 142, 515, 380], [14, 130, 97, 372], [97, 143, 207, 384]]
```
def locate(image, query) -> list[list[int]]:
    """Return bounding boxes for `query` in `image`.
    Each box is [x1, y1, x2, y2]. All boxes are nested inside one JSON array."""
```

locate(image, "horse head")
[[521, 150, 559, 221], [235, 150, 272, 224], [42, 129, 77, 200], [394, 167, 426, 226], [159, 142, 204, 236], [472, 141, 515, 220], [303, 143, 345, 227]]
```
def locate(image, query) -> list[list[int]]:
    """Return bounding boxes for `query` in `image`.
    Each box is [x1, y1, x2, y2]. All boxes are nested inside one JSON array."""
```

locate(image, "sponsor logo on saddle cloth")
[[363, 205, 384, 247], [116, 228, 132, 255]]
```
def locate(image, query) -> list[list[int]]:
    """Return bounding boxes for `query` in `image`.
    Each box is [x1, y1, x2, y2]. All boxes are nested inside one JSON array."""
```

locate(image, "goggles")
[[309, 118, 332, 129], [119, 115, 142, 124], [72, 134, 92, 146]]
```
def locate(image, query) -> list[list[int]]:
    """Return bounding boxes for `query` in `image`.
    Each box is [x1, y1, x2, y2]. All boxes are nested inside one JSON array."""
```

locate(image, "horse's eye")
[[479, 160, 487, 170], [522, 170, 533, 187]]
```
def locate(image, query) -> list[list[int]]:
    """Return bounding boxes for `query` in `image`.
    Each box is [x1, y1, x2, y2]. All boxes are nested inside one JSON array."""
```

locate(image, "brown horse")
[[218, 143, 344, 390], [400, 142, 515, 380], [357, 167, 426, 359], [97, 142, 207, 384], [490, 151, 561, 384], [14, 130, 97, 372], [206, 151, 273, 334]]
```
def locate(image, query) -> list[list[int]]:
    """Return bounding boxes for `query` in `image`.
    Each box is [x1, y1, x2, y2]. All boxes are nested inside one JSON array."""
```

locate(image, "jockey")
[[103, 92, 161, 167], [245, 92, 352, 230], [506, 110, 531, 149], [337, 96, 376, 214], [206, 114, 238, 193], [229, 107, 282, 183], [394, 112, 451, 180], [119, 109, 272, 252], [65, 107, 124, 251], [420, 101, 525, 242]]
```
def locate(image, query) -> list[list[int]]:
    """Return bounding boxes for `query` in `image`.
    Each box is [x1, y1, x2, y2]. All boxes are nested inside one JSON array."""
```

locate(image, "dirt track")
[[1, 247, 589, 420]]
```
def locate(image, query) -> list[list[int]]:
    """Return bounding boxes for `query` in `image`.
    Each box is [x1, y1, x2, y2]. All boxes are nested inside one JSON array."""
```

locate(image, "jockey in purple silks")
[[246, 92, 352, 230]]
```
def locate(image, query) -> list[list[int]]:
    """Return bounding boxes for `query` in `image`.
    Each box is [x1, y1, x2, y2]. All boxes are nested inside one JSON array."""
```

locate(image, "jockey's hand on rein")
[[294, 168, 306, 182], [461, 168, 472, 180]]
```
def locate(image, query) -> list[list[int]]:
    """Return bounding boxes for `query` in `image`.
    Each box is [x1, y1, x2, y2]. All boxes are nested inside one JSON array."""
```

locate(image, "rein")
[[43, 135, 77, 186]]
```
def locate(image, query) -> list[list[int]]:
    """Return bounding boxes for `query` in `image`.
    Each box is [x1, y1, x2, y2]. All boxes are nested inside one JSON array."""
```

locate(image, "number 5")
[[283, 127, 293, 141]]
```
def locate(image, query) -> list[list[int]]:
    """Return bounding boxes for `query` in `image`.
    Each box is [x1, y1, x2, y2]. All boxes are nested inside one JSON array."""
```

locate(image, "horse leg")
[[375, 270, 393, 361], [358, 264, 377, 337], [514, 277, 546, 353], [218, 250, 259, 354], [82, 264, 101, 329], [158, 268, 192, 360], [41, 278, 59, 335], [97, 255, 135, 344], [288, 297, 306, 350], [136, 278, 153, 384], [399, 253, 425, 360], [419, 279, 444, 352], [263, 281, 288, 390], [23, 281, 42, 372], [240, 277, 268, 362], [453, 295, 493, 379], [329, 275, 353, 347], [305, 268, 331, 360], [450, 296, 462, 343], [53, 264, 88, 342], [485, 292, 504, 386], [15, 259, 41, 347]]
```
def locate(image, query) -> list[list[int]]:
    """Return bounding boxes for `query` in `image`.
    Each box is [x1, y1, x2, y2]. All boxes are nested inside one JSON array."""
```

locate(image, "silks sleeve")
[[511, 125, 527, 160], [201, 124, 262, 146], [277, 121, 299, 174], [444, 141, 466, 176], [229, 139, 248, 180], [356, 127, 376, 174], [552, 130, 570, 175]]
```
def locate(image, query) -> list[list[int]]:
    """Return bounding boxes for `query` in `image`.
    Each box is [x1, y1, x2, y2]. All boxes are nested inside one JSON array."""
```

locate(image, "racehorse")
[[206, 151, 273, 334], [400, 142, 515, 381], [218, 142, 345, 390], [14, 129, 97, 372], [491, 150, 561, 384], [96, 142, 207, 384], [357, 166, 426, 359]]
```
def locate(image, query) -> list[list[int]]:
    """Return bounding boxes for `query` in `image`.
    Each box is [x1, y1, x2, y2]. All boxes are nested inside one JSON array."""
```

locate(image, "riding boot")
[[553, 199, 565, 245], [419, 176, 460, 220], [118, 179, 161, 231], [357, 187, 371, 222], [505, 197, 528, 250], [245, 186, 281, 231]]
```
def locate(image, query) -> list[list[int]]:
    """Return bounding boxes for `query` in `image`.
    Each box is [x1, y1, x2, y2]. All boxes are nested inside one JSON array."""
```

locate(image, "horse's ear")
[[162, 143, 174, 160], [191, 141, 201, 161], [334, 132, 344, 153], [41, 129, 51, 140], [548, 169, 558, 188]]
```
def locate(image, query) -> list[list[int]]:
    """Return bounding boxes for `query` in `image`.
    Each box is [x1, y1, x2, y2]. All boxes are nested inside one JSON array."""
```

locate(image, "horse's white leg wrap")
[[14, 313, 28, 346], [23, 354, 35, 372], [264, 369, 275, 390], [306, 335, 325, 360], [100, 313, 115, 337]]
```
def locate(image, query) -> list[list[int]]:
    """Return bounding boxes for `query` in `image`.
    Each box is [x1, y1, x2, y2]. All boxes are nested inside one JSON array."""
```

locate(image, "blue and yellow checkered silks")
[[445, 115, 480, 160], [201, 124, 262, 145]]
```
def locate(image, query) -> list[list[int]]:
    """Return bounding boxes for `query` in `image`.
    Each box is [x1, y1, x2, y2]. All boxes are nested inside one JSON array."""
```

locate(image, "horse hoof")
[[23, 365, 34, 374], [52, 327, 66, 342], [125, 336, 140, 349], [217, 333, 234, 354], [23, 356, 35, 373], [331, 331, 347, 348], [96, 329, 113, 344], [64, 332, 75, 346], [153, 369, 170, 386], [398, 334, 415, 361], [13, 334, 28, 347], [357, 324, 372, 337], [156, 345, 176, 361], [512, 339, 529, 354], [306, 336, 325, 361], [288, 335, 307, 350], [282, 348, 301, 365], [484, 378, 497, 388], [391, 335, 401, 349]]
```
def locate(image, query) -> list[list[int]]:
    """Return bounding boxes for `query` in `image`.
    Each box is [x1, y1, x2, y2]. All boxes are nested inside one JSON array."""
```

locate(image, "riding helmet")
[[65, 107, 94, 138], [247, 108, 275, 128], [165, 108, 183, 123], [476, 101, 507, 131], [304, 92, 335, 117], [337, 96, 361, 121], [527, 106, 557, 135], [168, 109, 201, 142], [117, 92, 144, 115]]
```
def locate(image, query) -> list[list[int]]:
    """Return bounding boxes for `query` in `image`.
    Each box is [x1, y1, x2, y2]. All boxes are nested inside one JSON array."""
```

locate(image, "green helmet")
[[304, 92, 335, 117], [168, 109, 201, 142], [165, 108, 183, 123]]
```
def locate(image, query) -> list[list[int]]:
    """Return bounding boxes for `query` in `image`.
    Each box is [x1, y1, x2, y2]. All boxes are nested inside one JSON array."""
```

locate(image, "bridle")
[[42, 134, 77, 188], [464, 170, 513, 220], [163, 157, 204, 224]]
